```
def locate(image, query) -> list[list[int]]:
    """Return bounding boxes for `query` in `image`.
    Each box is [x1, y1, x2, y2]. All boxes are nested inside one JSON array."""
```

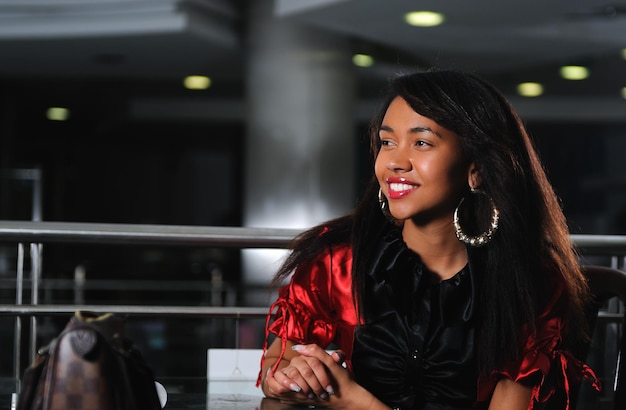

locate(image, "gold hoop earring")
[[453, 188, 499, 247], [378, 188, 395, 222]]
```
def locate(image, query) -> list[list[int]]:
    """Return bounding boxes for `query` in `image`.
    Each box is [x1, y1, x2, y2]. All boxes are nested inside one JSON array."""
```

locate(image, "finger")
[[303, 357, 333, 399], [267, 367, 301, 395], [331, 350, 346, 366], [293, 344, 337, 367], [294, 344, 351, 388], [284, 354, 330, 400], [266, 368, 321, 406], [280, 362, 324, 400], [278, 370, 304, 394], [292, 345, 339, 397]]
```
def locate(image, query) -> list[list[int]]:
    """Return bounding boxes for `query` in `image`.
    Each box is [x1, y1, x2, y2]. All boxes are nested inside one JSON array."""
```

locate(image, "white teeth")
[[389, 183, 415, 192]]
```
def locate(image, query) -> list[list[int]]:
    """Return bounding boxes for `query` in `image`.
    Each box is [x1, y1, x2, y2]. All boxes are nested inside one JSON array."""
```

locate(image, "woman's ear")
[[467, 163, 481, 189]]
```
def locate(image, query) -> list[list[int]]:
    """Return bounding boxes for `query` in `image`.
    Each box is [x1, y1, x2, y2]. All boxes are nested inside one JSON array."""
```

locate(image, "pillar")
[[242, 0, 356, 293]]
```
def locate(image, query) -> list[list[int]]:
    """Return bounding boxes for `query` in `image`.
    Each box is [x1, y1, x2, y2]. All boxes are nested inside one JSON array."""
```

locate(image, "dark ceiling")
[[1, 0, 626, 122]]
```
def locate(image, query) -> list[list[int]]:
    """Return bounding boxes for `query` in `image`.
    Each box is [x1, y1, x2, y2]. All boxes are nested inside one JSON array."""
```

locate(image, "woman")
[[257, 70, 600, 409]]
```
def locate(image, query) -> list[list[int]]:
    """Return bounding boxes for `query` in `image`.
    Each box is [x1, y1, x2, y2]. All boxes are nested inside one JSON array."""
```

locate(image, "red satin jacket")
[[259, 243, 600, 409]]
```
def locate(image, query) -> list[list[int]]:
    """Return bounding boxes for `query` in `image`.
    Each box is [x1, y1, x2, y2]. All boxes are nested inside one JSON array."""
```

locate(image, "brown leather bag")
[[17, 311, 163, 410]]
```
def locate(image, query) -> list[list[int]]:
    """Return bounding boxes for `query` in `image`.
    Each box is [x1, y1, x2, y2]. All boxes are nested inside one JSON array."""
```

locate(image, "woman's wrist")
[[336, 382, 390, 410]]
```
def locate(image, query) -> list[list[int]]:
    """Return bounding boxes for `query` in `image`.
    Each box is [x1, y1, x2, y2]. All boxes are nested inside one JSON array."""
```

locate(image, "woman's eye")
[[380, 139, 393, 146], [415, 140, 431, 147]]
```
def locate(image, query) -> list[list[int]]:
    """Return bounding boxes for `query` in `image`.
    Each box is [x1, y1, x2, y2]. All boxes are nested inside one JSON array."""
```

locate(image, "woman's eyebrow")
[[379, 124, 441, 138], [410, 126, 442, 138]]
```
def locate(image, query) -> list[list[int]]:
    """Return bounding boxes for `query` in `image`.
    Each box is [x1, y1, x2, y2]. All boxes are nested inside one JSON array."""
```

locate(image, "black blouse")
[[352, 227, 480, 410]]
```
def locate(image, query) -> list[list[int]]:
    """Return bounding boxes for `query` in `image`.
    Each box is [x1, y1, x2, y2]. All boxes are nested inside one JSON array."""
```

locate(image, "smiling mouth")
[[388, 182, 418, 199]]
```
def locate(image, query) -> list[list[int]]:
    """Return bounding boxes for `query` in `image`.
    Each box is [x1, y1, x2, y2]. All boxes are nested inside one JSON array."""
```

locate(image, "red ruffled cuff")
[[256, 243, 355, 388], [256, 296, 336, 387], [484, 349, 600, 409], [479, 335, 601, 409], [478, 313, 601, 409]]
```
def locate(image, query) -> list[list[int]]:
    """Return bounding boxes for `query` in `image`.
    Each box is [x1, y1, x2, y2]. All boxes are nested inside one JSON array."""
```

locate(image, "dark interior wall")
[[0, 84, 247, 305], [7, 117, 243, 226], [528, 121, 626, 235]]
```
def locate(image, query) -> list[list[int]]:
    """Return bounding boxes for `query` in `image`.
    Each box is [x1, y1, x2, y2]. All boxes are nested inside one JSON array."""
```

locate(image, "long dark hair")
[[272, 69, 589, 374]]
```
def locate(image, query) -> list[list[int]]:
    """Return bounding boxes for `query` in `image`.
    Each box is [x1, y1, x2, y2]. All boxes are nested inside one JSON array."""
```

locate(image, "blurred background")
[[1, 0, 626, 394]]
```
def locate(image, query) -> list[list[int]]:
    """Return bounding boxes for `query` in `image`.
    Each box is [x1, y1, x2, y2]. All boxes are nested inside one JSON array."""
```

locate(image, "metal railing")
[[0, 220, 300, 248], [1, 221, 626, 318], [0, 221, 302, 388], [1, 220, 626, 393], [1, 220, 625, 252]]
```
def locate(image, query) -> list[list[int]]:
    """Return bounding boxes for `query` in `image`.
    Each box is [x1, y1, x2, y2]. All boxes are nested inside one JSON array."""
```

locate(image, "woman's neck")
[[401, 219, 468, 281]]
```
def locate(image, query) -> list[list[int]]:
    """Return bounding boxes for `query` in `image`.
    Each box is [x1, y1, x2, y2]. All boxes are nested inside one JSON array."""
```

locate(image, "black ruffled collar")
[[361, 225, 478, 326]]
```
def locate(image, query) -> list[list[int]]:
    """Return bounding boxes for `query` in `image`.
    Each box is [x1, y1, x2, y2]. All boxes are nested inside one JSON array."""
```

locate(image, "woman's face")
[[375, 96, 473, 224]]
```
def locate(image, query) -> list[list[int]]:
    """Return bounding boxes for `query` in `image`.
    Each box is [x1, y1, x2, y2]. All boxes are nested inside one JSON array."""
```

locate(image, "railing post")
[[29, 243, 41, 362], [14, 243, 24, 393]]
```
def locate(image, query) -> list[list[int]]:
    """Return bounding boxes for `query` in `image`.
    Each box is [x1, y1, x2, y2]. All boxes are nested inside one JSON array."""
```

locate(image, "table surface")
[[168, 394, 310, 409], [0, 394, 309, 410]]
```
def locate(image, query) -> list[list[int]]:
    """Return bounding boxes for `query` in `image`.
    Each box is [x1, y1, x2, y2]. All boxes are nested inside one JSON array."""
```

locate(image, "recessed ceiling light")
[[621, 87, 626, 99], [184, 75, 211, 90], [621, 48, 626, 59], [517, 82, 543, 97], [560, 65, 589, 80], [352, 54, 374, 67], [46, 107, 70, 121], [404, 11, 445, 27]]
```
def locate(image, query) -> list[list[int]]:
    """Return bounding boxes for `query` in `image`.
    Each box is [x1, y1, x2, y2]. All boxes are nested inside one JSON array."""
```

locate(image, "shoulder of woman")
[[291, 242, 352, 283]]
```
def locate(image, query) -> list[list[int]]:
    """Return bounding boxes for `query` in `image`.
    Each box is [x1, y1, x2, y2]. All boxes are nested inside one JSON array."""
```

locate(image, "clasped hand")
[[264, 344, 353, 407]]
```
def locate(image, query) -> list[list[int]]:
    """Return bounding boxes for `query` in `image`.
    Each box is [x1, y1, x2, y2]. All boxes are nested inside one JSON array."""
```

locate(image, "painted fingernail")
[[320, 392, 329, 400], [290, 383, 302, 393], [291, 344, 305, 351], [326, 385, 335, 395], [333, 351, 345, 363], [308, 393, 316, 400]]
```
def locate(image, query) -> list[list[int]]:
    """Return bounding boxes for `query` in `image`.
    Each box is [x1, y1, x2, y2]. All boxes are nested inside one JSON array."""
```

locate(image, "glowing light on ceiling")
[[46, 107, 70, 121], [184, 75, 211, 90], [517, 82, 544, 97], [560, 65, 589, 80], [404, 11, 445, 27], [352, 54, 374, 67]]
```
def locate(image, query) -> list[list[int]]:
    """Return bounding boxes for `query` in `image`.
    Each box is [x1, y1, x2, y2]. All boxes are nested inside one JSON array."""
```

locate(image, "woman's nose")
[[386, 148, 412, 172]]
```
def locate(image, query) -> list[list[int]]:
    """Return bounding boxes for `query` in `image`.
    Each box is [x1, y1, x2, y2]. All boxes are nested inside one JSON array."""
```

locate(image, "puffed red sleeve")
[[256, 244, 354, 386], [478, 277, 601, 409]]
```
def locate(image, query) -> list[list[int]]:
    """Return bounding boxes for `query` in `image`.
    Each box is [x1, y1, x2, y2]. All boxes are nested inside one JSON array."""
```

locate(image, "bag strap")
[[69, 311, 126, 344]]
